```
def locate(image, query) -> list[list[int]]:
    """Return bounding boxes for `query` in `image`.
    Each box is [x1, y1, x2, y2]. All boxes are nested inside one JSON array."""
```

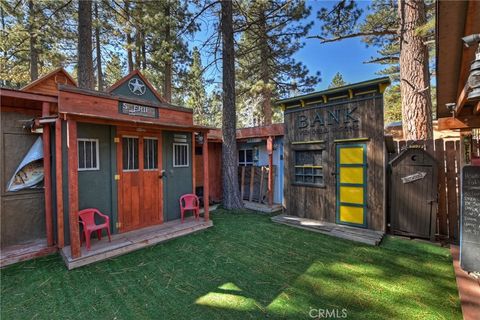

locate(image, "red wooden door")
[[117, 132, 163, 232]]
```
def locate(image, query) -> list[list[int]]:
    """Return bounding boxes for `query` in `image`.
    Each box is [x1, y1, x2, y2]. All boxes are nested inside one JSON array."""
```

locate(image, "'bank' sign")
[[119, 102, 158, 118]]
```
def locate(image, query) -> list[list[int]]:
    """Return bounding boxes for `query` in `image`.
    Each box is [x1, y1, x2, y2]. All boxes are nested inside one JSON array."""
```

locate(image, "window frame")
[[122, 136, 140, 172], [238, 148, 254, 166], [77, 138, 100, 171], [143, 137, 159, 171], [292, 149, 325, 187], [173, 143, 189, 168]]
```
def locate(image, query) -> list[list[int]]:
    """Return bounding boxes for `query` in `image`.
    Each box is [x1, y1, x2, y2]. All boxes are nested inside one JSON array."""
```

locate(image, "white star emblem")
[[128, 78, 146, 95]]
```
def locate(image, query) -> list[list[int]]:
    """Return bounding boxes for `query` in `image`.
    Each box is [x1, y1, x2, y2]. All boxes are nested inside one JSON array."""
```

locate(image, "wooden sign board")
[[460, 165, 480, 272], [119, 102, 158, 118]]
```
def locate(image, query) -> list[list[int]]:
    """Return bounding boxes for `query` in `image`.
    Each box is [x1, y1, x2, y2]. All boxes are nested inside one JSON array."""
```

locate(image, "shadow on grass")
[[1, 210, 461, 320]]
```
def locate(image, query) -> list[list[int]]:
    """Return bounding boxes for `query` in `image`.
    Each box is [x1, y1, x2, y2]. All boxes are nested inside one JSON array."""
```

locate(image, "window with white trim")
[[238, 149, 253, 166], [78, 139, 100, 171], [173, 143, 189, 167]]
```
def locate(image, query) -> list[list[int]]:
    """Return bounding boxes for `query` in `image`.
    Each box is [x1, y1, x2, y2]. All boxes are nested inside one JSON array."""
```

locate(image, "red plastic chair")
[[78, 208, 112, 250], [179, 194, 200, 223]]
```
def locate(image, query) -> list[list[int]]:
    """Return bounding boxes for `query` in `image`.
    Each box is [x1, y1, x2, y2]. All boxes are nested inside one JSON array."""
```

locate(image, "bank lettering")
[[296, 107, 360, 135]]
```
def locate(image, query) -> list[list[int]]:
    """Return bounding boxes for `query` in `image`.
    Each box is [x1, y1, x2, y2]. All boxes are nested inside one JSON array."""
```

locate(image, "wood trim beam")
[[202, 132, 210, 221], [192, 132, 196, 193], [474, 101, 480, 115], [455, 82, 470, 115], [67, 119, 81, 258], [455, 0, 479, 115], [42, 102, 54, 246], [438, 115, 480, 130], [267, 136, 274, 207], [55, 119, 64, 248], [1, 88, 58, 102]]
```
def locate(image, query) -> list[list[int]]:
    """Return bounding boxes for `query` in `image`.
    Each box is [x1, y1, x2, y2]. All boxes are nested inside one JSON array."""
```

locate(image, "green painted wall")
[[162, 132, 193, 221], [62, 123, 117, 245], [111, 75, 161, 104]]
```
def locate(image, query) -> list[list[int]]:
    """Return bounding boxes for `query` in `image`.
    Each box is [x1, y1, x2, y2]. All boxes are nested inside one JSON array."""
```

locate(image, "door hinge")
[[114, 137, 120, 143], [114, 174, 120, 180], [116, 222, 122, 229]]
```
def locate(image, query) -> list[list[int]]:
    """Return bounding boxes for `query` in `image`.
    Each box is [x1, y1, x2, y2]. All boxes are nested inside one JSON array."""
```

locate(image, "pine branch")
[[364, 56, 399, 64], [308, 30, 397, 43]]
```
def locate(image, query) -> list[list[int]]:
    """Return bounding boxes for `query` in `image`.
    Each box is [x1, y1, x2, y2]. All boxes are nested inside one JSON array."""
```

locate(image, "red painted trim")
[[67, 120, 81, 258], [203, 132, 210, 221], [42, 102, 54, 246], [55, 119, 65, 248], [267, 136, 274, 207], [1, 88, 58, 102], [192, 132, 196, 193]]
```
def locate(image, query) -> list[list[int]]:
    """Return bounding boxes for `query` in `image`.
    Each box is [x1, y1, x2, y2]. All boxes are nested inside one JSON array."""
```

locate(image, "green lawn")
[[1, 210, 461, 320]]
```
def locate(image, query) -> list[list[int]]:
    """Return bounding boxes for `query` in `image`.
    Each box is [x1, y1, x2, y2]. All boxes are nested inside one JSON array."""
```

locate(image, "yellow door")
[[336, 144, 367, 227]]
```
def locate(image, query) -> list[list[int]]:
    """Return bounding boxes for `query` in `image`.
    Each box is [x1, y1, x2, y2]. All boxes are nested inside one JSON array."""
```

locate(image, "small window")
[[238, 149, 254, 166], [144, 138, 158, 170], [78, 139, 99, 171], [173, 143, 189, 167], [123, 137, 139, 171], [294, 150, 324, 186]]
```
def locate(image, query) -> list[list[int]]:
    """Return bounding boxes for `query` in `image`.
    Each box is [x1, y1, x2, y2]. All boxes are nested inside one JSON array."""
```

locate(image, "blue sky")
[[193, 0, 385, 92]]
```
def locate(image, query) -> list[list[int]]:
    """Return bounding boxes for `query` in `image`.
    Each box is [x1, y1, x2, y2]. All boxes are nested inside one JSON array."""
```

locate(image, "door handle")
[[159, 170, 166, 179]]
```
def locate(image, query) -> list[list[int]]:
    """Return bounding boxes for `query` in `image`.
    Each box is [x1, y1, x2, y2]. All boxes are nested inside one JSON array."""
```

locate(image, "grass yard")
[[1, 210, 461, 319]]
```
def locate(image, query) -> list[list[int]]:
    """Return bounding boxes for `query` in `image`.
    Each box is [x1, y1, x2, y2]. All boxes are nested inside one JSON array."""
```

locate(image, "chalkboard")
[[460, 165, 480, 272]]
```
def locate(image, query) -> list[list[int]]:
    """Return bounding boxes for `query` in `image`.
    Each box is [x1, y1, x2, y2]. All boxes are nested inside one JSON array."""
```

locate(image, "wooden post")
[[55, 119, 64, 248], [192, 132, 196, 193], [42, 102, 54, 246], [267, 136, 274, 207], [202, 132, 209, 221], [67, 119, 81, 258]]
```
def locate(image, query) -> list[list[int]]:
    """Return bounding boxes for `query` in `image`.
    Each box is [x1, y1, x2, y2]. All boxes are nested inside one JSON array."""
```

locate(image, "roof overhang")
[[436, 0, 480, 129]]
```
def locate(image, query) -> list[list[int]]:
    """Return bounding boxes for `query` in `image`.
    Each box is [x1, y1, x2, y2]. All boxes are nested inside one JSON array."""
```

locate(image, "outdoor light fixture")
[[446, 103, 456, 117], [462, 34, 480, 101]]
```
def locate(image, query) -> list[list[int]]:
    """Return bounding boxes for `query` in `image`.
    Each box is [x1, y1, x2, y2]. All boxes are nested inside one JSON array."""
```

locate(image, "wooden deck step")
[[61, 217, 213, 270], [1, 239, 57, 268], [271, 214, 384, 246]]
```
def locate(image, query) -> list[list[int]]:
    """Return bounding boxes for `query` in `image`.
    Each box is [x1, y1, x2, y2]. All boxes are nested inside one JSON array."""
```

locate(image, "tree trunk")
[[398, 0, 433, 140], [163, 4, 172, 102], [259, 7, 272, 125], [94, 1, 104, 91], [125, 0, 133, 73], [28, 0, 38, 81], [221, 0, 243, 210], [78, 0, 94, 89]]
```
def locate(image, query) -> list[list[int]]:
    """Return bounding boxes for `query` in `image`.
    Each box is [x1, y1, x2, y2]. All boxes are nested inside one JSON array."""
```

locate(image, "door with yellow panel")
[[336, 143, 367, 227]]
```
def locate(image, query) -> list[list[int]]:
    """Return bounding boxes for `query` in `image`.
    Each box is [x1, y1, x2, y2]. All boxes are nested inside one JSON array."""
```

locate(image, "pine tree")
[[185, 47, 209, 125], [78, 0, 94, 89], [236, 0, 320, 126], [104, 53, 125, 88], [313, 0, 435, 140], [221, 0, 243, 210], [328, 72, 347, 88]]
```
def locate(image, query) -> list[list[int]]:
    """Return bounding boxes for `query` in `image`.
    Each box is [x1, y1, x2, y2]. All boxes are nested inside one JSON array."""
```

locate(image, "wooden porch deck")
[[61, 217, 213, 270], [271, 214, 384, 245], [1, 239, 57, 268]]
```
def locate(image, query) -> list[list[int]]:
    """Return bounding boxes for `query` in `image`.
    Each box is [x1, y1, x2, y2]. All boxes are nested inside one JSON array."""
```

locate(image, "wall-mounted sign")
[[401, 171, 427, 184], [295, 106, 360, 136], [119, 102, 158, 118]]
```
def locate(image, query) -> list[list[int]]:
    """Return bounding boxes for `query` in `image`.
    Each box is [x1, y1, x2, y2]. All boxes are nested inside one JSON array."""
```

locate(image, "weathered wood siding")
[[0, 111, 46, 247], [284, 95, 386, 231]]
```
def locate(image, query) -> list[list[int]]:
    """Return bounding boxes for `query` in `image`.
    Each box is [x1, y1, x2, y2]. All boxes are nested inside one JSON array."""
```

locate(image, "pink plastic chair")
[[179, 194, 200, 223], [78, 208, 112, 250]]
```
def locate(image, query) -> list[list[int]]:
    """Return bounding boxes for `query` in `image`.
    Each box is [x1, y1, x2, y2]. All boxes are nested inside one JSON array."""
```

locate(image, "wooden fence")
[[238, 166, 275, 204], [389, 137, 480, 243]]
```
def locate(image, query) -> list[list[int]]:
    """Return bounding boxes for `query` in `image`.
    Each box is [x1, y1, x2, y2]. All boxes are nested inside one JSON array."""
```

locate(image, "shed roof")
[[21, 67, 77, 95], [275, 77, 390, 109]]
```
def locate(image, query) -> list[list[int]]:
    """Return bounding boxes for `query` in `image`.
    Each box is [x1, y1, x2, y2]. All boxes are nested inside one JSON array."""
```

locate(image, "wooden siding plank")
[[202, 132, 210, 221], [446, 141, 459, 242], [435, 139, 448, 237], [67, 120, 81, 258], [55, 119, 65, 248]]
